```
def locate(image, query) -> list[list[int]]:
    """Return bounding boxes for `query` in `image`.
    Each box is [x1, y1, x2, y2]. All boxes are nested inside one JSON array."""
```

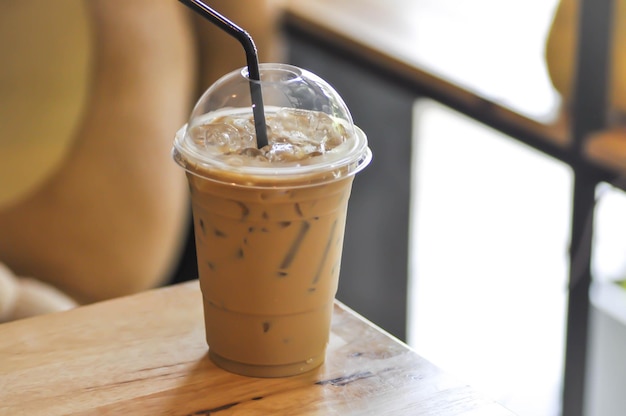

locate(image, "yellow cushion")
[[0, 0, 91, 206], [546, 0, 626, 114]]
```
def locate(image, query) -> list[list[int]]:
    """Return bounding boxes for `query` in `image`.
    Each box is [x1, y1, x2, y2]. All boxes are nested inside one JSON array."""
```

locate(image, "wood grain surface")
[[0, 281, 514, 415]]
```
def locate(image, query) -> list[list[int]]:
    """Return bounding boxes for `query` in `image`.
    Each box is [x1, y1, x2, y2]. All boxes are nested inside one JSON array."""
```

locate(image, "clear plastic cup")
[[172, 63, 371, 377]]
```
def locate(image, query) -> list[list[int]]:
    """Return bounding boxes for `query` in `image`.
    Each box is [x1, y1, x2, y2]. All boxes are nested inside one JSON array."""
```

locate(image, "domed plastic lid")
[[173, 63, 371, 187]]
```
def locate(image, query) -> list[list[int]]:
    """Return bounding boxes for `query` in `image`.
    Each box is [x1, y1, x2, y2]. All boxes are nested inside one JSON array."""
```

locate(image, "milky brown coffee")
[[173, 65, 370, 378]]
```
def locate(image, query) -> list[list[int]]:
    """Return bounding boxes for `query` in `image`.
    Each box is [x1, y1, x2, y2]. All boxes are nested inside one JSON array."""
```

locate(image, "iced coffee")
[[173, 64, 371, 377]]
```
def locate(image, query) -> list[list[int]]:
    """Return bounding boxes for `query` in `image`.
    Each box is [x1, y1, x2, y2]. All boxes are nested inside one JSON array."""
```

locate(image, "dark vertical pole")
[[563, 0, 613, 414], [564, 173, 597, 416]]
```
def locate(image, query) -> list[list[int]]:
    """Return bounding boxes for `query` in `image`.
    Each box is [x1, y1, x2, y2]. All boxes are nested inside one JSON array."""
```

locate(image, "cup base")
[[209, 350, 325, 378]]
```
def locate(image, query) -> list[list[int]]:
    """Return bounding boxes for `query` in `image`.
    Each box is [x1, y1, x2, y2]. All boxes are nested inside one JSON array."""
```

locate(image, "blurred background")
[[285, 0, 626, 415], [407, 1, 567, 414]]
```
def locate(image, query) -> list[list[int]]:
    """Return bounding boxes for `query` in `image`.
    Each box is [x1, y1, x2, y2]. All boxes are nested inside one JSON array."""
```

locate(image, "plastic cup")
[[172, 63, 371, 377]]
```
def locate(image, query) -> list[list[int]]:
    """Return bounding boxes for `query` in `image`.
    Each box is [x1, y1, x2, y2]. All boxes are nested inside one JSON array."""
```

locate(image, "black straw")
[[179, 0, 269, 148]]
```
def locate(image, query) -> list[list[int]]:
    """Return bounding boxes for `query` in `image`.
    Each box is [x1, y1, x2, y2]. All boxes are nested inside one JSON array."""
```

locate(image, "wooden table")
[[0, 281, 514, 415]]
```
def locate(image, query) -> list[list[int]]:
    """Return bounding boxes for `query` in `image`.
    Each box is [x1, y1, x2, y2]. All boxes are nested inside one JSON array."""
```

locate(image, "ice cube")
[[267, 142, 301, 162], [191, 123, 238, 148]]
